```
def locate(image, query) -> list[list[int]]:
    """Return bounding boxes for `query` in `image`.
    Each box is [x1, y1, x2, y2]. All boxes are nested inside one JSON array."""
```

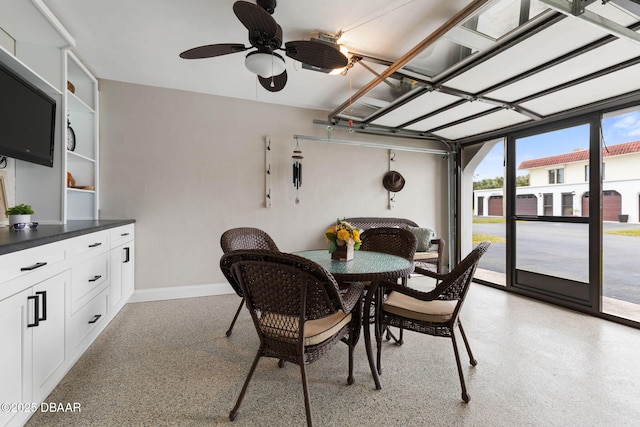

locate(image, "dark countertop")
[[0, 219, 135, 256]]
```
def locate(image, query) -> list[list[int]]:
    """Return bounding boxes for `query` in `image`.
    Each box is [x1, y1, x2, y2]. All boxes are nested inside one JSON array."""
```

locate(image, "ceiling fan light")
[[245, 52, 286, 78], [329, 45, 349, 75]]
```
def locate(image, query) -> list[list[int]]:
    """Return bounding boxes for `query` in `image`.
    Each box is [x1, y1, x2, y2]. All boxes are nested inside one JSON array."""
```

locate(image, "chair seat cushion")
[[383, 291, 456, 323], [260, 310, 352, 346]]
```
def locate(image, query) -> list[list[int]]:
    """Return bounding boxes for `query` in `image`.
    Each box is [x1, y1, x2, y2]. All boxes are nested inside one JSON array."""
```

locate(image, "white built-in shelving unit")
[[65, 51, 99, 221], [0, 0, 99, 223]]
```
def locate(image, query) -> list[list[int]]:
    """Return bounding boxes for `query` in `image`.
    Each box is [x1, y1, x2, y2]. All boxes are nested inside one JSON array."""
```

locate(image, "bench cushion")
[[405, 226, 435, 252]]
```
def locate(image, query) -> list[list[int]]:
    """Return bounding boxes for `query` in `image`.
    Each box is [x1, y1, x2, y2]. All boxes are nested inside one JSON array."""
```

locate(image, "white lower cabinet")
[[0, 289, 32, 427], [31, 272, 67, 403], [110, 239, 134, 312], [0, 222, 135, 427], [0, 271, 68, 427], [68, 288, 108, 352]]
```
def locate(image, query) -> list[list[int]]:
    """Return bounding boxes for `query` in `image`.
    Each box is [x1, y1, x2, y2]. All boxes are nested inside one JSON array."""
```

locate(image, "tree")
[[473, 174, 529, 190]]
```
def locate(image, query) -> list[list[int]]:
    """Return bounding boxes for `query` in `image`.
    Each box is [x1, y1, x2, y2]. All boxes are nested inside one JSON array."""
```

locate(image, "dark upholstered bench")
[[344, 217, 446, 274]]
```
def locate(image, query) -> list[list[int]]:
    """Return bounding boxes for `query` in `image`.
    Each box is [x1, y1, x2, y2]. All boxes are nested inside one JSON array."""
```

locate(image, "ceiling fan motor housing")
[[248, 25, 283, 51], [257, 0, 277, 14]]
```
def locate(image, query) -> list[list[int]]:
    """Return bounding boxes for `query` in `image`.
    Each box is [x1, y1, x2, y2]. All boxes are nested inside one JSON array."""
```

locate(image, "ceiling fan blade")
[[258, 70, 287, 92], [180, 44, 248, 59], [285, 40, 348, 70], [233, 1, 278, 39]]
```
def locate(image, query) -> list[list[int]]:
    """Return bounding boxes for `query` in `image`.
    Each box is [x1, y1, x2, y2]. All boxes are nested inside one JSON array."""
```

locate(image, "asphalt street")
[[473, 220, 640, 304]]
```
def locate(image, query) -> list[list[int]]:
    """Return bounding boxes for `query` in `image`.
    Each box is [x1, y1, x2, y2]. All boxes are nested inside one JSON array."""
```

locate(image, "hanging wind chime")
[[292, 138, 303, 204]]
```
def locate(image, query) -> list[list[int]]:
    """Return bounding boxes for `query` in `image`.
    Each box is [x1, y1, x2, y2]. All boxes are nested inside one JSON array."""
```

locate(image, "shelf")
[[66, 51, 96, 110], [66, 190, 96, 221], [0, 44, 61, 97], [67, 187, 95, 194], [67, 90, 94, 114], [67, 150, 95, 163]]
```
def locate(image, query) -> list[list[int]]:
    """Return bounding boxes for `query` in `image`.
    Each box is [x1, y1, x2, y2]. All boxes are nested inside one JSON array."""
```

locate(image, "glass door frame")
[[504, 114, 603, 313]]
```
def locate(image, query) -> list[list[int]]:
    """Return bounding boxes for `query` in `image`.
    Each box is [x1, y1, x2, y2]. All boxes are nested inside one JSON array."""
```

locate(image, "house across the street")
[[474, 141, 640, 223]]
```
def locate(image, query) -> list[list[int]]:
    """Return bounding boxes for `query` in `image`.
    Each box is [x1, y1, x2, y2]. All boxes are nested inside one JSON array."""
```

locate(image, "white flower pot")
[[9, 214, 31, 226]]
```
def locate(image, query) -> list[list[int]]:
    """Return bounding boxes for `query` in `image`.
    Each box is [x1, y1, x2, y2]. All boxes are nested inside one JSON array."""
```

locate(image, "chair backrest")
[[435, 241, 490, 305], [220, 227, 280, 253], [360, 227, 418, 262], [220, 227, 280, 297], [220, 250, 345, 345], [345, 217, 418, 231]]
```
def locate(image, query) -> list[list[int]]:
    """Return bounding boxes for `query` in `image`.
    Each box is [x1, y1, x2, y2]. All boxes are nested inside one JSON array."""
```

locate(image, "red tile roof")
[[518, 141, 640, 170]]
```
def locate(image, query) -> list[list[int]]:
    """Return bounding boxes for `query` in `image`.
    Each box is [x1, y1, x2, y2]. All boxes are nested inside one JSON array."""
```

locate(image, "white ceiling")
[[39, 0, 640, 143], [42, 0, 472, 111]]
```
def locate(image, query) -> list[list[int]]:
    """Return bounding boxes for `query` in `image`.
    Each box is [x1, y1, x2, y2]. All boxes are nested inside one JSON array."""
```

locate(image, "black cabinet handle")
[[27, 295, 39, 327], [21, 262, 47, 271], [88, 275, 102, 282], [123, 247, 130, 263], [88, 242, 102, 248], [120, 232, 130, 236], [88, 314, 102, 324], [35, 291, 47, 321]]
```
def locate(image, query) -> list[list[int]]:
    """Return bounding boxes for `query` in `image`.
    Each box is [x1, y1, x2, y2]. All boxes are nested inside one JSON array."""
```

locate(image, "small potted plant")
[[6, 203, 34, 226]]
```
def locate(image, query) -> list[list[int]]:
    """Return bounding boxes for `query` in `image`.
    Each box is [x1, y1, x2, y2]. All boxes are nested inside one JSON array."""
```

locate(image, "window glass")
[[462, 0, 549, 40]]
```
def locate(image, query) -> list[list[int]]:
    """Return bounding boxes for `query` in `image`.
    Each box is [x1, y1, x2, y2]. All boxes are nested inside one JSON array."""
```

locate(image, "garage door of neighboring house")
[[543, 193, 553, 215], [561, 193, 574, 216], [488, 195, 503, 216], [582, 193, 589, 217], [516, 194, 537, 215], [582, 191, 621, 220], [603, 190, 622, 221]]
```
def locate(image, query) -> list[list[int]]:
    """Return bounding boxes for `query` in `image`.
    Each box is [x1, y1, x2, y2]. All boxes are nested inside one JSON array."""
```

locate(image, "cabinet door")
[[110, 242, 134, 310], [0, 289, 32, 427], [122, 242, 135, 301], [109, 247, 123, 309], [31, 271, 68, 402]]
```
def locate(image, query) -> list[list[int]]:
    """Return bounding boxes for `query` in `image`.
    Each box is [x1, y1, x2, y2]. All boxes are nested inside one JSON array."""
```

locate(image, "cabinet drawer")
[[68, 230, 109, 261], [68, 289, 108, 350], [110, 224, 134, 248], [70, 252, 109, 314], [0, 241, 67, 290]]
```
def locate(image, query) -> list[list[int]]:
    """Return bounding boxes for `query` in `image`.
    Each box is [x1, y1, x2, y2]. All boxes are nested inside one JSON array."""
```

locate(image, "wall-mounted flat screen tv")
[[0, 61, 56, 167]]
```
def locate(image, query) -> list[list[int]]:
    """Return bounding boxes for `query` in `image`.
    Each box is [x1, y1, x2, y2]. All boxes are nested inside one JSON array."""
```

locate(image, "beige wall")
[[98, 80, 448, 291]]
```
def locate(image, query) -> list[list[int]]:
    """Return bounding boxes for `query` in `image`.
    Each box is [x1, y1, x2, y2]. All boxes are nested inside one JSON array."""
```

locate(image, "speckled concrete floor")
[[26, 280, 640, 426]]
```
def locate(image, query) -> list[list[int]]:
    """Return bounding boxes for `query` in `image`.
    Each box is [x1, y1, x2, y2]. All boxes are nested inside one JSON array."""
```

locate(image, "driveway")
[[473, 220, 640, 304]]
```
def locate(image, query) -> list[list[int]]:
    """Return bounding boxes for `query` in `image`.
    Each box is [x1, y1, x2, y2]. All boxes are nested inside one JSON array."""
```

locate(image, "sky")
[[473, 109, 640, 181]]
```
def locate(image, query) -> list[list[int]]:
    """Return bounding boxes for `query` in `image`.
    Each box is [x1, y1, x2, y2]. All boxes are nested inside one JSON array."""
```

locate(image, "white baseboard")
[[128, 282, 234, 303]]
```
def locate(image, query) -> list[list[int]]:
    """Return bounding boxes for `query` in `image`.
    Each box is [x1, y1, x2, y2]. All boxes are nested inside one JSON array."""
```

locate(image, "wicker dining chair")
[[220, 227, 280, 337], [359, 227, 417, 285], [369, 241, 491, 403], [345, 217, 447, 274], [360, 227, 417, 345], [220, 250, 366, 427]]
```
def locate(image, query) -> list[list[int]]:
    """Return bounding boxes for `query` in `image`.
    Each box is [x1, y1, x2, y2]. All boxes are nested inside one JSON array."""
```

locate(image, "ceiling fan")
[[179, 0, 349, 92]]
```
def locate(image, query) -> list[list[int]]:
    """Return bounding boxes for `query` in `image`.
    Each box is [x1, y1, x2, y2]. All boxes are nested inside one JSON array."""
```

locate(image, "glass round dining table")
[[294, 250, 414, 284], [295, 249, 414, 390]]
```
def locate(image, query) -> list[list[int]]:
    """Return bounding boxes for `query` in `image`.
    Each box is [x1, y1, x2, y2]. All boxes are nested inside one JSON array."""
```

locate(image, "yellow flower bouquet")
[[325, 219, 362, 253]]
